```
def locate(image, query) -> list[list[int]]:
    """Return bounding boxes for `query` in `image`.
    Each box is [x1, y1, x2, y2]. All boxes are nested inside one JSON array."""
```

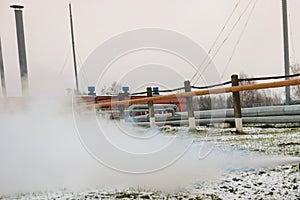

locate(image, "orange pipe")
[[95, 78, 300, 108]]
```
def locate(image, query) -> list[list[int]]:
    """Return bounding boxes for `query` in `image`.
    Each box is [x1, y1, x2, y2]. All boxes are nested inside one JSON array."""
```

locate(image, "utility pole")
[[0, 37, 6, 96], [10, 5, 29, 96], [282, 0, 291, 105], [69, 3, 79, 94]]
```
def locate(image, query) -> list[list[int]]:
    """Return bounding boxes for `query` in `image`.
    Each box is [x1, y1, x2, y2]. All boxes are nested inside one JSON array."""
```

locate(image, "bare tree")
[[100, 81, 122, 95], [290, 62, 300, 98], [194, 72, 283, 110], [194, 94, 229, 110], [239, 72, 282, 107]]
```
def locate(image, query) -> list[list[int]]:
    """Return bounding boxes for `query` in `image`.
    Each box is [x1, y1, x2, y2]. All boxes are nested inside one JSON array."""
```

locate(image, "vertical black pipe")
[[282, 0, 291, 105], [10, 5, 29, 96], [69, 3, 79, 94], [0, 37, 6, 96]]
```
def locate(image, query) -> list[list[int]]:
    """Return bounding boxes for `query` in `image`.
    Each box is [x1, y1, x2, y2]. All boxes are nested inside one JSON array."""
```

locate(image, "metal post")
[[0, 37, 7, 96], [69, 3, 79, 94], [231, 74, 243, 133], [282, 0, 291, 105], [10, 5, 29, 96], [147, 87, 155, 128], [184, 80, 196, 129]]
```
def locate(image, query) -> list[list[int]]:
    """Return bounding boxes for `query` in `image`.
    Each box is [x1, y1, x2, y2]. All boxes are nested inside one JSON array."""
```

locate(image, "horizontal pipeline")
[[129, 115, 300, 127], [95, 78, 300, 108], [177, 104, 300, 119]]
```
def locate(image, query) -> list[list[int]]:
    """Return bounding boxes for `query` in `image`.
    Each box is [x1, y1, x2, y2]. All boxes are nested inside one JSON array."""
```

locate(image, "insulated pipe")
[[131, 115, 300, 127], [177, 104, 300, 119], [95, 78, 300, 108]]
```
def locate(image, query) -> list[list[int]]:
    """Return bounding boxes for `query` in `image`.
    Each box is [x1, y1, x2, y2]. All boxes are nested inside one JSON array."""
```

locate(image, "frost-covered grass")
[[196, 126, 300, 156], [0, 189, 208, 200], [194, 164, 300, 199], [161, 125, 300, 156], [161, 125, 300, 199]]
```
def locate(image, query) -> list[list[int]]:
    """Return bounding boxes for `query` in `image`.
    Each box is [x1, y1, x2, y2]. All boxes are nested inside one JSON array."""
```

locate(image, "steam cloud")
[[0, 97, 299, 195]]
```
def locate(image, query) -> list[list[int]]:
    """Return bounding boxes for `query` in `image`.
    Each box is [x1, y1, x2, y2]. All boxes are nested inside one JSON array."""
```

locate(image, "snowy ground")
[[194, 163, 300, 199], [1, 126, 300, 199]]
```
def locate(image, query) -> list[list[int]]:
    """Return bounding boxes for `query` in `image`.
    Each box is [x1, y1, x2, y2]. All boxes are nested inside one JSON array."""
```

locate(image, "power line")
[[190, 0, 242, 83], [193, 0, 254, 85], [59, 47, 71, 76], [191, 80, 232, 90], [75, 48, 90, 88], [126, 73, 300, 97], [221, 0, 258, 79], [288, 8, 297, 64], [239, 73, 300, 82], [131, 86, 185, 96]]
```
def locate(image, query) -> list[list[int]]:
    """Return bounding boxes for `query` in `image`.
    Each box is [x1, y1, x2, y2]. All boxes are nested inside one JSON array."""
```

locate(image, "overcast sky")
[[0, 0, 299, 96]]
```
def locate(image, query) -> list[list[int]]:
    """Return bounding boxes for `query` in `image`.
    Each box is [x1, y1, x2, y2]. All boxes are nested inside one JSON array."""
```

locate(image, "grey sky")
[[0, 0, 299, 96]]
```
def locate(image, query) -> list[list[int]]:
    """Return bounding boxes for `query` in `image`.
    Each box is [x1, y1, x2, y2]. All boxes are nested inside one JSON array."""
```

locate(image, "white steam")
[[0, 97, 299, 195]]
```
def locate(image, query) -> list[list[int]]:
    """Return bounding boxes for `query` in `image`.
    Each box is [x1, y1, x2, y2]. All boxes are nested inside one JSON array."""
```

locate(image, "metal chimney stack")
[[10, 5, 29, 96]]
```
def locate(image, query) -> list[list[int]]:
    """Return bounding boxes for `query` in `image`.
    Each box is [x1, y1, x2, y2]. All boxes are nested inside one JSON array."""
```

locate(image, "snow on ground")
[[194, 163, 300, 199], [1, 126, 300, 199], [194, 126, 300, 156]]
